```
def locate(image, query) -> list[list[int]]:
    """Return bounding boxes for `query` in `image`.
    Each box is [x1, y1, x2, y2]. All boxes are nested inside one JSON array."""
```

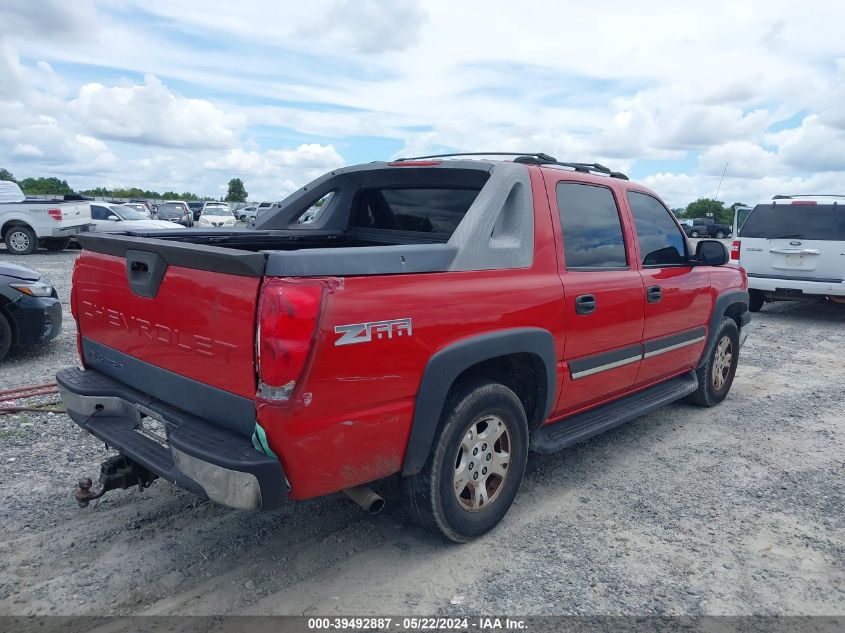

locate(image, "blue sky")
[[1, 0, 844, 205]]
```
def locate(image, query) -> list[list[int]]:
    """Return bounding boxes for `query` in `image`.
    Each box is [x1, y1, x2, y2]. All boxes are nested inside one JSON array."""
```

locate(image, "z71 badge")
[[334, 318, 412, 346]]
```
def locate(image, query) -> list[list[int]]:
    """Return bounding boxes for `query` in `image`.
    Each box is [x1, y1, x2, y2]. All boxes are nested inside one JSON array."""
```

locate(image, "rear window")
[[352, 188, 481, 236], [159, 203, 184, 212], [741, 204, 845, 240]]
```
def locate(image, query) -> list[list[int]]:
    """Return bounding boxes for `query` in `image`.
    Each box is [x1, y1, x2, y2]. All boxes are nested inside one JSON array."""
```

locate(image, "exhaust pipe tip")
[[343, 485, 385, 515], [368, 496, 386, 515]]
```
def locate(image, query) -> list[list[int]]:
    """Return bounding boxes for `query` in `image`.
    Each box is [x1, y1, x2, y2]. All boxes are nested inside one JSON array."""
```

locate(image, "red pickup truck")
[[58, 153, 750, 542]]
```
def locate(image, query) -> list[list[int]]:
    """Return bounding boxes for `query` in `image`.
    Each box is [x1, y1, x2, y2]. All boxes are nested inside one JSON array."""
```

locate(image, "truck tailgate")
[[58, 200, 91, 225], [74, 237, 264, 402]]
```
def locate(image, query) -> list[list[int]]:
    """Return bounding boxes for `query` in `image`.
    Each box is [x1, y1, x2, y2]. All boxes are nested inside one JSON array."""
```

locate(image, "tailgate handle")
[[770, 247, 820, 255], [126, 250, 168, 298]]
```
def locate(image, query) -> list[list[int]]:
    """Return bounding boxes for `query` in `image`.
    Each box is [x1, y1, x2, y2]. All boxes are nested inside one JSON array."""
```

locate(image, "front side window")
[[91, 205, 110, 220], [627, 191, 688, 266], [556, 182, 627, 269], [116, 207, 146, 220]]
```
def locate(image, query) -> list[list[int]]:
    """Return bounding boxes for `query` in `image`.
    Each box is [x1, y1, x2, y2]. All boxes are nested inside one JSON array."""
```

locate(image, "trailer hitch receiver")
[[75, 455, 158, 508]]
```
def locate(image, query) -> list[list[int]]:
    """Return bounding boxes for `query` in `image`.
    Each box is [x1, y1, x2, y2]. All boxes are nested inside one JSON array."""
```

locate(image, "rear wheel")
[[715, 230, 726, 239], [688, 317, 739, 407], [42, 237, 71, 252], [0, 314, 12, 361], [4, 225, 37, 255], [401, 381, 528, 542], [749, 289, 764, 312]]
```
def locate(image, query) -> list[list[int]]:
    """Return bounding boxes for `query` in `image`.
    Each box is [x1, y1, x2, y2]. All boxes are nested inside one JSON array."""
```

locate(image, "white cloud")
[[698, 141, 781, 179], [775, 116, 845, 172], [203, 144, 344, 199], [303, 0, 428, 54], [69, 75, 245, 148], [12, 143, 42, 158], [0, 0, 98, 39]]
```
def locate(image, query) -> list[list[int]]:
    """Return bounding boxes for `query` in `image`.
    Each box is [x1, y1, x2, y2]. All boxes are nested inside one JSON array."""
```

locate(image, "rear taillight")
[[731, 240, 741, 261], [70, 260, 86, 367], [48, 208, 63, 221], [256, 279, 323, 401]]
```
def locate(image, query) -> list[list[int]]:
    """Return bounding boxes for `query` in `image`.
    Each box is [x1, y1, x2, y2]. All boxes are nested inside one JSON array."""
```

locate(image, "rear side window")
[[627, 191, 688, 266], [741, 204, 845, 240], [295, 192, 334, 225], [352, 188, 481, 235], [556, 182, 627, 269]]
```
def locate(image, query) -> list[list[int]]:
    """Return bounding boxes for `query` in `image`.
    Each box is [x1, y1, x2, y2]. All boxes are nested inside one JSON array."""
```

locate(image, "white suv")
[[733, 195, 845, 311]]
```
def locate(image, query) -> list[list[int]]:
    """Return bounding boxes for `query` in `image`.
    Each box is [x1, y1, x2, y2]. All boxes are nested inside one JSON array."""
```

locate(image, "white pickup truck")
[[0, 181, 92, 254]]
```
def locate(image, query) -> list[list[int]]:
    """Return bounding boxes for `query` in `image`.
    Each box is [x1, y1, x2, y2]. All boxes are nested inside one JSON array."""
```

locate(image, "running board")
[[530, 371, 699, 454]]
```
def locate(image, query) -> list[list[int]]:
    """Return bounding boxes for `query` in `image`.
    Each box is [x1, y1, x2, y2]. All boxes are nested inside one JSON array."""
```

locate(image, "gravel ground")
[[0, 246, 842, 617]]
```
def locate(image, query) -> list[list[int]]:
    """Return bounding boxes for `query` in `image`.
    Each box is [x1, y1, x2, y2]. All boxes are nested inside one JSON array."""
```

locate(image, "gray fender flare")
[[401, 327, 556, 475], [697, 289, 750, 368]]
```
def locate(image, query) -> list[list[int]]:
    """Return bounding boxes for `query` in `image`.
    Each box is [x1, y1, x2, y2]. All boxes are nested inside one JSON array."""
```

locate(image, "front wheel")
[[688, 317, 740, 407], [42, 237, 71, 252], [715, 230, 725, 239], [4, 225, 37, 255], [690, 230, 700, 238], [401, 381, 528, 542]]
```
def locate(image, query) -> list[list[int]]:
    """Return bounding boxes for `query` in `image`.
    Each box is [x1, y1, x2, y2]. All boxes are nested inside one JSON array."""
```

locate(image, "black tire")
[[715, 230, 725, 239], [4, 225, 38, 255], [749, 289, 764, 313], [690, 230, 700, 238], [688, 317, 740, 407], [0, 314, 12, 362], [42, 237, 71, 252], [401, 381, 529, 542]]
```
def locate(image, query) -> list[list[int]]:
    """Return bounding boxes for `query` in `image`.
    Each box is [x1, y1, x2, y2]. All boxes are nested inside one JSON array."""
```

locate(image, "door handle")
[[647, 285, 662, 303], [575, 294, 597, 315]]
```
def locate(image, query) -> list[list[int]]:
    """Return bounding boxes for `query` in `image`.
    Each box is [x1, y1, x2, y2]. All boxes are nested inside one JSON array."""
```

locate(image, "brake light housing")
[[388, 160, 442, 166], [731, 240, 741, 261], [70, 259, 86, 367], [256, 279, 324, 401], [48, 208, 63, 221]]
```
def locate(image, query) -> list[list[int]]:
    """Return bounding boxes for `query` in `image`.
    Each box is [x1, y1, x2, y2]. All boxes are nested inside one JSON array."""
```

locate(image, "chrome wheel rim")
[[9, 230, 30, 252], [453, 414, 510, 512], [712, 336, 733, 391]]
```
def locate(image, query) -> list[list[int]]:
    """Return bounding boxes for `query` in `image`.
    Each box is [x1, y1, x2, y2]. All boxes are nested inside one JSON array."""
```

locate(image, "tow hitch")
[[75, 454, 158, 507]]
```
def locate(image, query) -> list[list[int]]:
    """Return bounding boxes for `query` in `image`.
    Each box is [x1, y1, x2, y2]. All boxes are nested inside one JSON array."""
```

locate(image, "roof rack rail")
[[773, 194, 845, 199], [392, 152, 628, 179], [394, 152, 558, 162]]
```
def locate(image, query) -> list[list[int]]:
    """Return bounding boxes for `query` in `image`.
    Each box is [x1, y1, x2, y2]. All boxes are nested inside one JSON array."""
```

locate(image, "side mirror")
[[107, 215, 120, 222], [694, 240, 728, 266]]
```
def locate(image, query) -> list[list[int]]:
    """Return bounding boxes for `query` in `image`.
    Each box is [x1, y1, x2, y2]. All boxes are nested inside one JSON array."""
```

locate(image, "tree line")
[[1, 168, 249, 203], [673, 198, 747, 225]]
